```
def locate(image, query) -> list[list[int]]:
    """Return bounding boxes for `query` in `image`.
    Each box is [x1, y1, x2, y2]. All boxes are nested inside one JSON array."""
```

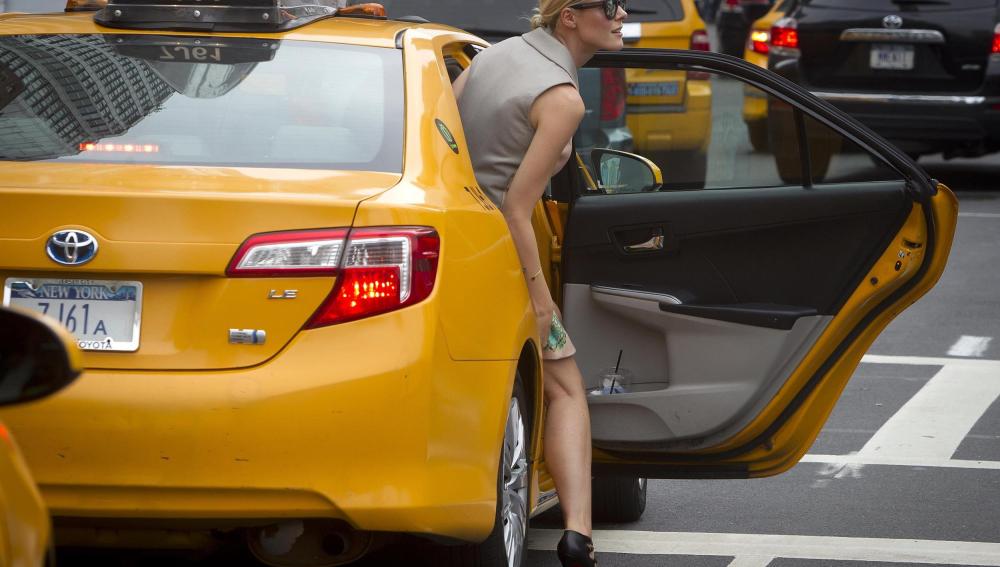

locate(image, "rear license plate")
[[870, 44, 914, 70], [627, 81, 680, 97], [3, 278, 143, 352]]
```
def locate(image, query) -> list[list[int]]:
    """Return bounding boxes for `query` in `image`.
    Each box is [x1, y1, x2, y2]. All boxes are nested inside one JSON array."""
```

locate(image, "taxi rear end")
[[0, 3, 524, 564], [770, 0, 1000, 158], [622, 0, 712, 187]]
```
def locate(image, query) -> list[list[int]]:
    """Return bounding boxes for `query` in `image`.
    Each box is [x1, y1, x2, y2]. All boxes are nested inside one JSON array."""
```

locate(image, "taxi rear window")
[[0, 35, 404, 172]]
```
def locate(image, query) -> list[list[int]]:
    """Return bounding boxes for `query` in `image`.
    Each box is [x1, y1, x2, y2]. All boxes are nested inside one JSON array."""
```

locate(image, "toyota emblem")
[[46, 229, 98, 266], [883, 15, 903, 29]]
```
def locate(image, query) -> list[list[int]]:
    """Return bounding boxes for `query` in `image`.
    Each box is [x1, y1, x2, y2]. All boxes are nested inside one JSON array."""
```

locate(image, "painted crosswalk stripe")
[[526, 530, 1000, 565], [726, 556, 775, 567], [958, 212, 1000, 218], [861, 354, 1000, 367], [854, 363, 1000, 460], [800, 454, 1000, 470], [948, 335, 993, 357]]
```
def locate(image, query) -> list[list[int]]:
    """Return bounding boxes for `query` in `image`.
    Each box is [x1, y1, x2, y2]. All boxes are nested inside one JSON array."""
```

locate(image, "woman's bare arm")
[[502, 83, 585, 340]]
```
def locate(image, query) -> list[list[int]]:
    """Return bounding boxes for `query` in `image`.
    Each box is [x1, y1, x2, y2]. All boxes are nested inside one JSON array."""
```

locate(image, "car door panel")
[[556, 50, 958, 478], [565, 182, 911, 314]]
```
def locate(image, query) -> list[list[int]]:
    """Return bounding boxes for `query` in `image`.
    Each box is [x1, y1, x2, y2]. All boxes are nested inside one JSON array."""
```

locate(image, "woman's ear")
[[558, 6, 578, 29]]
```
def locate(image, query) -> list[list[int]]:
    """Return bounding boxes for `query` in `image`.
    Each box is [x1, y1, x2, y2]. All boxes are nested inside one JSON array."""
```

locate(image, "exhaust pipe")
[[248, 520, 373, 567]]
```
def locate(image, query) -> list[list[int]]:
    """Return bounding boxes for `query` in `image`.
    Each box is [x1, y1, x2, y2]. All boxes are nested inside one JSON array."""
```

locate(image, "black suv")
[[769, 0, 1000, 159]]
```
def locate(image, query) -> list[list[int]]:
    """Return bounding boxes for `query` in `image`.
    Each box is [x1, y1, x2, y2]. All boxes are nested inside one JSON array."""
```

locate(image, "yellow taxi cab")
[[0, 1, 957, 566], [0, 306, 82, 567], [741, 0, 792, 150], [619, 0, 713, 188]]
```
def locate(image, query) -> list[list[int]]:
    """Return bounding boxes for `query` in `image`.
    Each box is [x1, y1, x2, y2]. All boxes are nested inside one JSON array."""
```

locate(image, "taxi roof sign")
[[94, 0, 348, 32]]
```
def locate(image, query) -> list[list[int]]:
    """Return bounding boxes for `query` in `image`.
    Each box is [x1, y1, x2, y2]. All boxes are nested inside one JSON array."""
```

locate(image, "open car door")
[[555, 50, 958, 479]]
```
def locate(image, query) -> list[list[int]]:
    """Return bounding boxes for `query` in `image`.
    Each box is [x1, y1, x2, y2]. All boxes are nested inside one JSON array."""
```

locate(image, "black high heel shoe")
[[557, 530, 597, 567]]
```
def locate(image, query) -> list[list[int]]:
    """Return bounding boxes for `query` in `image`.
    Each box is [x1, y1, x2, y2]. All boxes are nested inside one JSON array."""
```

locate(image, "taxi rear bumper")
[[0, 307, 517, 544]]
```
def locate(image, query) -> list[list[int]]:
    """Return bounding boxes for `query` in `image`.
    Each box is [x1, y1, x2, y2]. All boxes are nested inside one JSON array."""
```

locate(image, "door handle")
[[624, 234, 664, 253]]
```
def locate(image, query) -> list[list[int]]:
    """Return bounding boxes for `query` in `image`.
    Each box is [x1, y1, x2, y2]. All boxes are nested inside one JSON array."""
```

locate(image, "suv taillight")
[[600, 68, 626, 121], [688, 29, 712, 80], [771, 18, 799, 51], [993, 23, 1000, 53], [227, 227, 440, 327]]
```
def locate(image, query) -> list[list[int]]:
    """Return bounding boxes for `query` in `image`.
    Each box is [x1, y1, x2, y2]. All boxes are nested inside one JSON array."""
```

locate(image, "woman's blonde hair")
[[530, 0, 579, 29]]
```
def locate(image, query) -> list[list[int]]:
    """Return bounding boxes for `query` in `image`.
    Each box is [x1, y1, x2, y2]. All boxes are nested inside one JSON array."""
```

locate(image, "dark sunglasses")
[[569, 0, 627, 20]]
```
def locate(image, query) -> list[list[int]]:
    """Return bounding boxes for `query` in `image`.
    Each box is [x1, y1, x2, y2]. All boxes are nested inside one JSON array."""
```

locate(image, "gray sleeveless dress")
[[457, 26, 578, 361], [457, 26, 579, 209]]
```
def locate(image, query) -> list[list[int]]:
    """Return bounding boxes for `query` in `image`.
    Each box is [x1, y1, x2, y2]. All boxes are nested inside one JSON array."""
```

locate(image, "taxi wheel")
[[439, 376, 529, 567], [592, 476, 647, 523]]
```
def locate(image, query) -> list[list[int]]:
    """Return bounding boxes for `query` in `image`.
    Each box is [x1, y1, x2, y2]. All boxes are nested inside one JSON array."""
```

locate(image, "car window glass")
[[618, 0, 684, 22], [0, 35, 404, 172], [1, 0, 65, 12], [802, 0, 995, 10], [571, 65, 902, 195], [803, 114, 901, 184]]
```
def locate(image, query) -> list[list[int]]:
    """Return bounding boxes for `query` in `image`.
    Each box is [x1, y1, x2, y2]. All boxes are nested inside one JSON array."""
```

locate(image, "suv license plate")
[[3, 278, 143, 352], [870, 44, 914, 70]]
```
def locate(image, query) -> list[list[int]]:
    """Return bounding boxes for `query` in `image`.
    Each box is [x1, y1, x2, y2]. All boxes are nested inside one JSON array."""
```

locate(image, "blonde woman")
[[453, 0, 627, 565]]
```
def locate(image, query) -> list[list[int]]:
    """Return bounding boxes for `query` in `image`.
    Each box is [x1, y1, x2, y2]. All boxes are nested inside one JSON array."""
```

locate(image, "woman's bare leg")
[[543, 356, 592, 537]]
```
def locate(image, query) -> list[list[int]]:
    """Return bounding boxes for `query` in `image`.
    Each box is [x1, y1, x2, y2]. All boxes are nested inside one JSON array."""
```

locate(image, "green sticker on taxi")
[[435, 119, 459, 154]]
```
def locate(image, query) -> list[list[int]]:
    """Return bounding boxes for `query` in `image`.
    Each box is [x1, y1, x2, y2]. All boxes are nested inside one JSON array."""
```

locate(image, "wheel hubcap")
[[501, 397, 528, 567]]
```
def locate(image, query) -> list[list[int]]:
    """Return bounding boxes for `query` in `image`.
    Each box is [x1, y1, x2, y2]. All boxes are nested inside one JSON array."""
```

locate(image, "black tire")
[[654, 149, 708, 190], [747, 120, 769, 152], [592, 476, 647, 523], [438, 376, 530, 567]]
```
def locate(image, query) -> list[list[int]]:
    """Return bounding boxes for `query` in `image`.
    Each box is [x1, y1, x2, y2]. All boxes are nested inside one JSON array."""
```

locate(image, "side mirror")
[[0, 307, 82, 407], [590, 149, 663, 194]]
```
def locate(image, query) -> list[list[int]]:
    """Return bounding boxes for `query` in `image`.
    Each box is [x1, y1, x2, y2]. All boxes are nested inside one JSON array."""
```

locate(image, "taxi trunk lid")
[[797, 0, 999, 93], [0, 163, 400, 370]]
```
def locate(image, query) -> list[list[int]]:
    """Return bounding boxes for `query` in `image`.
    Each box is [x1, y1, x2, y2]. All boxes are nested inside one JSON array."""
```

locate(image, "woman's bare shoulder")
[[532, 83, 585, 125]]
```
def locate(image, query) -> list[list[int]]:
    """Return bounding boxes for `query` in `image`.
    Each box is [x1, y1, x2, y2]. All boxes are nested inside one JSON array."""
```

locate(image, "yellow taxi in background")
[[741, 0, 792, 150], [0, 1, 958, 567], [0, 307, 82, 567], [620, 0, 713, 188]]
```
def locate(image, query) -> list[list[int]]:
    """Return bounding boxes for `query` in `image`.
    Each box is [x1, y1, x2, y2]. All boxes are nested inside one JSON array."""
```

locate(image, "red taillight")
[[688, 30, 712, 80], [600, 68, 627, 121], [771, 24, 799, 50], [306, 227, 440, 327], [690, 29, 711, 51], [721, 0, 742, 12], [749, 29, 770, 55], [226, 226, 440, 327], [992, 23, 1000, 53]]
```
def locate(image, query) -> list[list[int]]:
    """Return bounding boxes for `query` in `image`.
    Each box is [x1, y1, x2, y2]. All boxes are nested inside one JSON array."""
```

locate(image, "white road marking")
[[800, 355, 1000, 470], [958, 212, 1000, 218], [727, 555, 775, 567], [861, 354, 1000, 367], [854, 364, 1000, 460], [800, 454, 1000, 470], [527, 530, 1000, 565], [948, 336, 994, 357]]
